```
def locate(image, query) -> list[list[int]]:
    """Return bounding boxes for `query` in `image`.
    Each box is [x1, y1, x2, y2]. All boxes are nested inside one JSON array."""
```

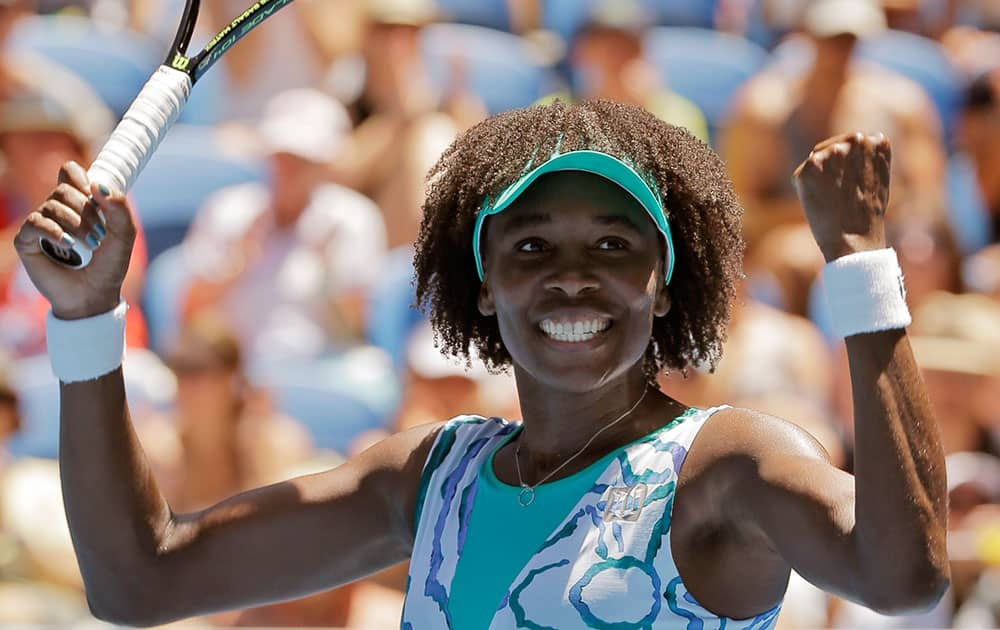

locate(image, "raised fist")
[[793, 132, 891, 263]]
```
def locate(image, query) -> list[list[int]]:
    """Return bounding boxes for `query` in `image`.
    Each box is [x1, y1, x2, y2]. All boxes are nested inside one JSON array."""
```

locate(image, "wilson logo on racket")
[[170, 54, 190, 71]]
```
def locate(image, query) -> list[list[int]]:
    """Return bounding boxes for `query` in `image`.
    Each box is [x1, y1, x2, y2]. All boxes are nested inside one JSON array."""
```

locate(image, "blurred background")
[[1, 0, 999, 627]]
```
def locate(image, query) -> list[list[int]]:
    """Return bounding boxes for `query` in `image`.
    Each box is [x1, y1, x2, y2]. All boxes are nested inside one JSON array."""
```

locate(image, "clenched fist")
[[13, 162, 136, 320], [793, 132, 891, 263]]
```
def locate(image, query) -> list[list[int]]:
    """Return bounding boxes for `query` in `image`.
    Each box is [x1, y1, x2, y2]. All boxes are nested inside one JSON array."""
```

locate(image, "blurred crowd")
[[0, 0, 999, 627]]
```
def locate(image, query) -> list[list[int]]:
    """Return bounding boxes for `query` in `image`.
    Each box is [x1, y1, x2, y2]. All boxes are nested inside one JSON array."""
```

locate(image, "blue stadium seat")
[[651, 0, 718, 28], [541, 0, 597, 42], [142, 244, 193, 354], [129, 124, 264, 262], [7, 15, 159, 119], [542, 0, 718, 42], [366, 246, 425, 371], [265, 382, 387, 453], [642, 27, 769, 135], [7, 14, 224, 124], [7, 350, 176, 459], [420, 23, 560, 114], [251, 351, 401, 453], [434, 0, 512, 31], [857, 30, 962, 136], [946, 154, 992, 256], [6, 354, 60, 459]]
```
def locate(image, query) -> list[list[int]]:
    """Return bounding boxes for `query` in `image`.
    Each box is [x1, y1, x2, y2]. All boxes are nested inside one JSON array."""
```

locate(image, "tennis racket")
[[40, 0, 296, 268]]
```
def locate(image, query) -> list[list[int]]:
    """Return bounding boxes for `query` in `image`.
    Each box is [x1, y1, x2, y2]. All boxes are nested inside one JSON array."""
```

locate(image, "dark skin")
[[13, 132, 947, 624]]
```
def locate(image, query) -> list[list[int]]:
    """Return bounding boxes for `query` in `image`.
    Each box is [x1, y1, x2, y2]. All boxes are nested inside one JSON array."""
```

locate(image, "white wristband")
[[45, 300, 128, 382], [822, 248, 911, 338]]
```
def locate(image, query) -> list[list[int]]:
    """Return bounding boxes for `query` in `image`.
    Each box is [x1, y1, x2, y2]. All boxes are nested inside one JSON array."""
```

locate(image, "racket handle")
[[40, 65, 192, 269]]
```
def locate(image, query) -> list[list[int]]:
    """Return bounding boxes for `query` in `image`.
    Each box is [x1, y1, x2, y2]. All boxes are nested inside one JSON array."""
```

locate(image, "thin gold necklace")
[[514, 385, 649, 507]]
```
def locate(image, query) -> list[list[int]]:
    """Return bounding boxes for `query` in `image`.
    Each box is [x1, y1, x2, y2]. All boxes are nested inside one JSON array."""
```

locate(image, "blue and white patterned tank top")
[[402, 406, 783, 629]]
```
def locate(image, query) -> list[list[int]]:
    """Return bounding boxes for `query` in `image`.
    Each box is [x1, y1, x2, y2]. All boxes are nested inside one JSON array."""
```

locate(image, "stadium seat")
[[642, 27, 769, 135], [6, 354, 59, 459], [420, 23, 560, 114], [7, 15, 159, 119], [542, 0, 718, 43], [434, 0, 512, 31], [7, 351, 176, 459], [7, 14, 225, 124], [540, 0, 596, 42], [142, 244, 193, 354], [651, 0, 718, 28], [946, 153, 992, 256], [129, 124, 264, 262], [251, 349, 401, 453], [366, 246, 426, 371], [264, 382, 386, 453], [856, 30, 962, 137]]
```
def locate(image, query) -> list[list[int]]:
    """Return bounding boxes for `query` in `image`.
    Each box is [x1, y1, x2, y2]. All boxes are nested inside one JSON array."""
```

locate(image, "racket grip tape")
[[40, 65, 192, 268]]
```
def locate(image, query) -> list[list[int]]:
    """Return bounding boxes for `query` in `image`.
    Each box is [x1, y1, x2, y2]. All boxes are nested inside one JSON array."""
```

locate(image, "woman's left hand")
[[793, 132, 892, 263]]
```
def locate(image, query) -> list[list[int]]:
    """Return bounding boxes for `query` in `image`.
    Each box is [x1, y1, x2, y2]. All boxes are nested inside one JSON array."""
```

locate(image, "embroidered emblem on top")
[[602, 483, 648, 522]]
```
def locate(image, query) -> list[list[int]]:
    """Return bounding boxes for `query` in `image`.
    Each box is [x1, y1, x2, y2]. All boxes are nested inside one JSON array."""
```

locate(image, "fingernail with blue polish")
[[98, 184, 110, 196], [85, 233, 100, 249], [60, 233, 77, 247], [93, 222, 106, 238]]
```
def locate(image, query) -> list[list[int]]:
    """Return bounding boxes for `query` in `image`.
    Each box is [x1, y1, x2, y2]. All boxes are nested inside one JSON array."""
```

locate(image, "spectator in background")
[[182, 88, 388, 367], [723, 0, 947, 251], [948, 452, 1000, 627], [332, 0, 483, 250], [545, 0, 710, 144], [888, 215, 965, 310], [200, 0, 333, 121], [956, 68, 1000, 244], [908, 291, 1000, 456], [392, 320, 520, 434], [0, 54, 149, 356], [964, 243, 1000, 298], [691, 287, 835, 414], [0, 0, 31, 98], [0, 351, 19, 472]]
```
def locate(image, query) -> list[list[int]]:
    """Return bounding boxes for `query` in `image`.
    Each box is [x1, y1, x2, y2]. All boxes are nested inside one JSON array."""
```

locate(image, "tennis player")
[[13, 99, 947, 627]]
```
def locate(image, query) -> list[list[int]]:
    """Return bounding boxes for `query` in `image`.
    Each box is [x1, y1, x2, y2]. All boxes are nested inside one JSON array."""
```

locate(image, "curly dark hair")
[[413, 99, 744, 382]]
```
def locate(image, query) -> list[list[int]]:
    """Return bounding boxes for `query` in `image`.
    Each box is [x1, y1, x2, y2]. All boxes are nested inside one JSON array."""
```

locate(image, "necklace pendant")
[[518, 485, 535, 507]]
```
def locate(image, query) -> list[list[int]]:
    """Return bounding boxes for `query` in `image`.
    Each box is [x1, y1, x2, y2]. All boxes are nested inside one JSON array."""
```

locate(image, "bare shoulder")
[[683, 407, 832, 480]]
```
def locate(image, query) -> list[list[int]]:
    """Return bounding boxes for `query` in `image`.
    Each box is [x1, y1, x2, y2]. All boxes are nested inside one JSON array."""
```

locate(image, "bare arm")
[[14, 162, 440, 626], [60, 368, 438, 626], [737, 133, 948, 613], [734, 332, 947, 613]]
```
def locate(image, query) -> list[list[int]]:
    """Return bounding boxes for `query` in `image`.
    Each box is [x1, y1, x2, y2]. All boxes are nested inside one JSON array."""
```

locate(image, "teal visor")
[[473, 150, 675, 285]]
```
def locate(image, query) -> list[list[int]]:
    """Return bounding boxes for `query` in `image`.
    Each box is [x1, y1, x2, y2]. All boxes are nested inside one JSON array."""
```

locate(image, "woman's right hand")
[[12, 161, 136, 320]]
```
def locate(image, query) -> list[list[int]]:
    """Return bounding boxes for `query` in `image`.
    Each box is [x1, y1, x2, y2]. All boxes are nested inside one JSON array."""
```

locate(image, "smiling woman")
[[413, 99, 744, 381], [15, 95, 947, 629]]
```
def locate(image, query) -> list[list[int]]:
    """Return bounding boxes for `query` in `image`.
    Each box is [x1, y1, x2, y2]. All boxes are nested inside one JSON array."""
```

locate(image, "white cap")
[[258, 88, 352, 164], [0, 52, 113, 150], [367, 0, 436, 25], [803, 0, 887, 39], [406, 321, 489, 380]]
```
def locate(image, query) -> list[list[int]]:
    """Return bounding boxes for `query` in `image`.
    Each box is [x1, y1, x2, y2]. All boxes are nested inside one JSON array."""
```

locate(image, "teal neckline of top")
[[483, 406, 698, 493]]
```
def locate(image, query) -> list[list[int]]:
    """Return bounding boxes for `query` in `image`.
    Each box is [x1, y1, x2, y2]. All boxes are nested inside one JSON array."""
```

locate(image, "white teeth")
[[539, 317, 610, 342]]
